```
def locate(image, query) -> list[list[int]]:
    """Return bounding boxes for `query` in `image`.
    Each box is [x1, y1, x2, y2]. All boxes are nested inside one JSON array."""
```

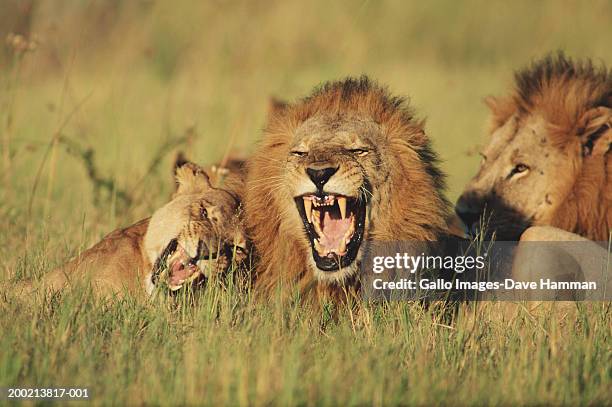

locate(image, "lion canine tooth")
[[303, 198, 312, 223], [314, 238, 322, 252], [313, 213, 323, 236], [343, 220, 355, 243], [337, 238, 347, 255], [338, 197, 347, 219]]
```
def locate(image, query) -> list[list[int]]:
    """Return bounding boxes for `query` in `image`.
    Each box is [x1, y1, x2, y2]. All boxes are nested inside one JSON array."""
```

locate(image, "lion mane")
[[488, 53, 611, 240], [244, 77, 450, 298]]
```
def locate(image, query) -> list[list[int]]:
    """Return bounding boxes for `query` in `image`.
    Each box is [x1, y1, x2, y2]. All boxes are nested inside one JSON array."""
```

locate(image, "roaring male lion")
[[456, 53, 611, 241], [244, 77, 450, 299], [7, 162, 248, 299]]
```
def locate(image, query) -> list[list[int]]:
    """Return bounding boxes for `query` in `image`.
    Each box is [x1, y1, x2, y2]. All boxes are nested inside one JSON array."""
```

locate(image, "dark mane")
[[515, 53, 612, 107], [304, 76, 411, 119], [512, 52, 612, 130]]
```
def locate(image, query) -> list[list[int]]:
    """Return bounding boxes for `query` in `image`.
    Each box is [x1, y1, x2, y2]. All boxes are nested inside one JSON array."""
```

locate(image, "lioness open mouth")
[[295, 193, 366, 271], [153, 239, 220, 291]]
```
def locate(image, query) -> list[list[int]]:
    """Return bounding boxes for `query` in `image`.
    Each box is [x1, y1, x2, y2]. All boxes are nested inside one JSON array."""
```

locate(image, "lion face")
[[456, 54, 612, 241], [159, 193, 247, 291], [456, 113, 578, 240], [286, 114, 386, 281], [145, 163, 248, 292], [246, 77, 450, 294]]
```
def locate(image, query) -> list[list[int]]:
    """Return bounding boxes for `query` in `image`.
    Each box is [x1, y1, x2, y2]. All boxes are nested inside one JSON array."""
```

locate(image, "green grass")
[[1, 282, 610, 406], [1, 0, 611, 405]]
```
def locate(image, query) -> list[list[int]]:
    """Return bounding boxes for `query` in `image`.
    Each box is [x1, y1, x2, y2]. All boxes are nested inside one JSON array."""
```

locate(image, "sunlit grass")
[[1, 282, 610, 405]]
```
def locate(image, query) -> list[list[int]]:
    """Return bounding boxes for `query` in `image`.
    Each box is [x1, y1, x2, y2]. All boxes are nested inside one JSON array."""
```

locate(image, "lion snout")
[[455, 192, 485, 230], [305, 165, 339, 190]]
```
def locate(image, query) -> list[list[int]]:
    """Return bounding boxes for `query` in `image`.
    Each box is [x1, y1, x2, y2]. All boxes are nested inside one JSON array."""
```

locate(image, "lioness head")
[[145, 162, 248, 292], [456, 53, 611, 241], [246, 77, 449, 290]]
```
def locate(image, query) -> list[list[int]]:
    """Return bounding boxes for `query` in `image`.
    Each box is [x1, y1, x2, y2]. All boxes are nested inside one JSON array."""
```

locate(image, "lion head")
[[245, 77, 449, 295], [145, 162, 248, 292], [456, 53, 612, 241]]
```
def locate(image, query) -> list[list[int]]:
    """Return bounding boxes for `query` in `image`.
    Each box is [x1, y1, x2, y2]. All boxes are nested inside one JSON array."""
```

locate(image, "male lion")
[[453, 54, 611, 301], [6, 162, 248, 299], [244, 77, 450, 298], [456, 53, 611, 241]]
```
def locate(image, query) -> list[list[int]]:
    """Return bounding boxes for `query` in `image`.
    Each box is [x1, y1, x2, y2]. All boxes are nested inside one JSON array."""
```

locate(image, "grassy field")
[[1, 1, 611, 405], [1, 284, 610, 406]]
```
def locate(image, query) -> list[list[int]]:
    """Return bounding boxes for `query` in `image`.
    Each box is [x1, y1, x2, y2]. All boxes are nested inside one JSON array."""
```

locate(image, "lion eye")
[[479, 152, 487, 164], [349, 148, 369, 157], [200, 206, 208, 219], [291, 150, 308, 157], [509, 163, 530, 177]]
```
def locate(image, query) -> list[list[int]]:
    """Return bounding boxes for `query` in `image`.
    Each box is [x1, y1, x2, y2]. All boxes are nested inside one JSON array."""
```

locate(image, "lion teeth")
[[338, 197, 347, 219], [311, 195, 336, 207], [343, 219, 355, 243], [303, 198, 312, 223], [312, 214, 323, 236], [337, 239, 347, 255], [314, 238, 323, 253]]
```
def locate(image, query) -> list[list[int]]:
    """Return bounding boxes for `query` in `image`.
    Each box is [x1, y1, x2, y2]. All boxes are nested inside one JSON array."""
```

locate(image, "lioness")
[[245, 76, 451, 299], [456, 53, 611, 241], [6, 162, 248, 299]]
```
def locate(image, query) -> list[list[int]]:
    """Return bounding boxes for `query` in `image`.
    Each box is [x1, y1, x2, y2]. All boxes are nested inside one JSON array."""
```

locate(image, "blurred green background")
[[2, 0, 612, 274]]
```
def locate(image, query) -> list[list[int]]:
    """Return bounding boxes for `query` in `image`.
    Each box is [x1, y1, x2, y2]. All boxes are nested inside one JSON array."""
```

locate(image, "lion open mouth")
[[166, 245, 214, 290], [295, 194, 366, 271], [154, 240, 222, 291]]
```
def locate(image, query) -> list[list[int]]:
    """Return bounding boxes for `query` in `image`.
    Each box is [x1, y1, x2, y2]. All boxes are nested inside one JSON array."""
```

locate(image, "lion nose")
[[455, 193, 484, 230], [306, 166, 339, 189]]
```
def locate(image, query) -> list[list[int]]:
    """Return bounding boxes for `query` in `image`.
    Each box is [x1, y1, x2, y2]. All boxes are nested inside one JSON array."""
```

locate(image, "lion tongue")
[[169, 261, 197, 286], [317, 211, 352, 255]]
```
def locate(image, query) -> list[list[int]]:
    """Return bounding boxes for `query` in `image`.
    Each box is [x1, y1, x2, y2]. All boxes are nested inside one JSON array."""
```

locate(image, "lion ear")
[[578, 106, 612, 157], [173, 151, 190, 171], [267, 97, 288, 118], [483, 95, 500, 112], [483, 95, 515, 129], [174, 161, 212, 196]]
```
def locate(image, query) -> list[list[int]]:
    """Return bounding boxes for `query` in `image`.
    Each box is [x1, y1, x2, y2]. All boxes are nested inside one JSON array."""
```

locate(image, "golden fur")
[[173, 151, 247, 199], [11, 218, 154, 297], [8, 163, 247, 299], [458, 53, 611, 240], [245, 77, 450, 299]]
